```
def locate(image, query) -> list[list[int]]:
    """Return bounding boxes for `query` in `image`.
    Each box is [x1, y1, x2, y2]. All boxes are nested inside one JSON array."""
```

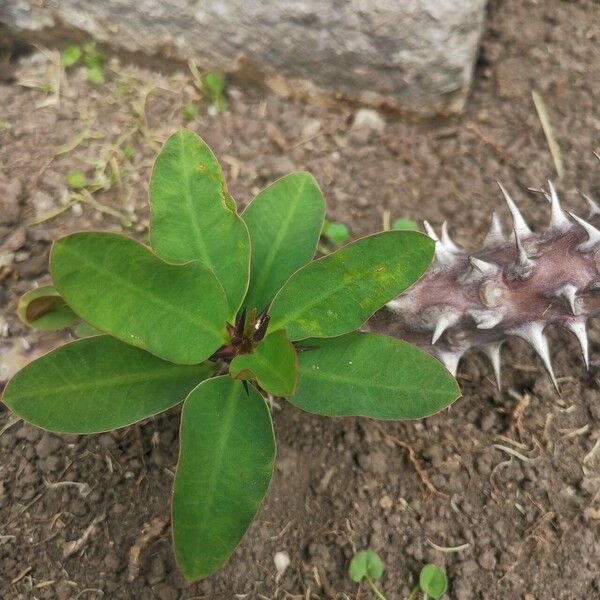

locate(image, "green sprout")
[[392, 217, 419, 231], [349, 551, 448, 599], [66, 170, 88, 189], [415, 564, 448, 599], [201, 71, 228, 113], [62, 41, 106, 84], [322, 219, 351, 244], [2, 130, 459, 582], [349, 550, 386, 599], [180, 102, 199, 121]]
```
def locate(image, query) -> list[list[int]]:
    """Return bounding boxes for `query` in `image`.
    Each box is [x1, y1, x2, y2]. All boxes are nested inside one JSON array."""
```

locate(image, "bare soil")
[[1, 0, 599, 598]]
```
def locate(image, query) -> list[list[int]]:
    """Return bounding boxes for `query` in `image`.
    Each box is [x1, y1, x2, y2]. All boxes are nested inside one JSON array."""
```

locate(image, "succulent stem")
[[374, 180, 600, 392]]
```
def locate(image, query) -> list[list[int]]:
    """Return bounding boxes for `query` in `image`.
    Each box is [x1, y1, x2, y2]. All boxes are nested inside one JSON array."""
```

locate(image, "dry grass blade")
[[127, 515, 168, 581], [426, 538, 470, 553], [532, 90, 564, 179], [493, 443, 532, 463]]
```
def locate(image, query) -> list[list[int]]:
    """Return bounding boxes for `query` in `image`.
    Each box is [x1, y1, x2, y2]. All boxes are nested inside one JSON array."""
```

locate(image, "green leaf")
[[348, 550, 384, 583], [392, 217, 419, 231], [62, 45, 82, 67], [149, 129, 250, 316], [202, 71, 225, 96], [269, 231, 434, 340], [322, 220, 350, 244], [1, 336, 212, 433], [229, 330, 297, 396], [173, 376, 275, 581], [50, 232, 228, 364], [73, 322, 101, 337], [214, 94, 228, 114], [419, 564, 448, 599], [290, 332, 460, 419], [66, 170, 87, 189], [179, 102, 198, 121], [85, 64, 105, 85], [242, 172, 325, 312], [17, 286, 79, 331]]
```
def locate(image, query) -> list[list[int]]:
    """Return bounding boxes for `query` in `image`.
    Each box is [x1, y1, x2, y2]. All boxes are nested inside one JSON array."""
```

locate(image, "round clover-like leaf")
[[173, 376, 276, 581], [1, 336, 213, 433], [290, 332, 460, 419], [50, 232, 228, 365], [242, 172, 324, 312], [17, 286, 79, 331], [229, 330, 297, 397], [419, 564, 448, 598], [348, 550, 384, 583], [268, 230, 434, 340], [149, 129, 250, 316], [322, 220, 350, 244]]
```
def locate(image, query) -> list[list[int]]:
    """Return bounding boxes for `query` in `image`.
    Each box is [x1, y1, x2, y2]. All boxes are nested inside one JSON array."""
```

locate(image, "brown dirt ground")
[[1, 0, 599, 598]]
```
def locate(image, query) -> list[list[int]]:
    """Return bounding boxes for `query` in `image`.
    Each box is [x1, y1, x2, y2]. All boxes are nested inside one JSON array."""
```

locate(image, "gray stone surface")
[[0, 0, 487, 115]]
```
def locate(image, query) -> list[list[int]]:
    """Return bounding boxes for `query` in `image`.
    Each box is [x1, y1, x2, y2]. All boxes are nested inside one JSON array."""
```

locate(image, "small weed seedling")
[[201, 71, 228, 113], [392, 217, 419, 231], [322, 219, 351, 244], [2, 130, 459, 581], [180, 101, 199, 121], [349, 550, 448, 599], [349, 550, 386, 599], [62, 41, 106, 84], [66, 170, 88, 189], [188, 60, 228, 114]]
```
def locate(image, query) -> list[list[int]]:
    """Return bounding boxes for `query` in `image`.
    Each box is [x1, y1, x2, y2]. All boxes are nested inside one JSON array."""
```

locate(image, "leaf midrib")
[[271, 244, 423, 334], [246, 176, 309, 308], [58, 242, 222, 338], [297, 365, 454, 399], [198, 382, 239, 528], [13, 365, 204, 400], [178, 132, 213, 268]]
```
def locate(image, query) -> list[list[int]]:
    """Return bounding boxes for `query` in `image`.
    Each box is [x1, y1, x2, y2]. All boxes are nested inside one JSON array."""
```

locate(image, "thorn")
[[468, 308, 504, 329], [547, 181, 571, 230], [568, 211, 600, 251], [469, 256, 500, 277], [581, 192, 600, 217], [482, 342, 503, 389], [554, 284, 578, 315], [498, 181, 532, 237], [437, 349, 463, 377], [441, 221, 462, 253], [423, 220, 439, 241], [460, 256, 501, 285], [483, 212, 506, 248], [431, 312, 460, 345], [424, 221, 457, 266], [386, 298, 405, 313], [507, 229, 535, 279], [511, 322, 559, 393], [565, 320, 589, 369], [515, 231, 530, 266]]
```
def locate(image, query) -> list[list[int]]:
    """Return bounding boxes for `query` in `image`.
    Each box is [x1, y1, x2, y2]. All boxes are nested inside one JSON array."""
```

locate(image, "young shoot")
[[349, 550, 448, 599], [2, 129, 459, 581]]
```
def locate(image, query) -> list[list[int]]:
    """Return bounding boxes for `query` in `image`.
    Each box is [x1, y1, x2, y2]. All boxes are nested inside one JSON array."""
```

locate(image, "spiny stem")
[[375, 178, 600, 393]]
